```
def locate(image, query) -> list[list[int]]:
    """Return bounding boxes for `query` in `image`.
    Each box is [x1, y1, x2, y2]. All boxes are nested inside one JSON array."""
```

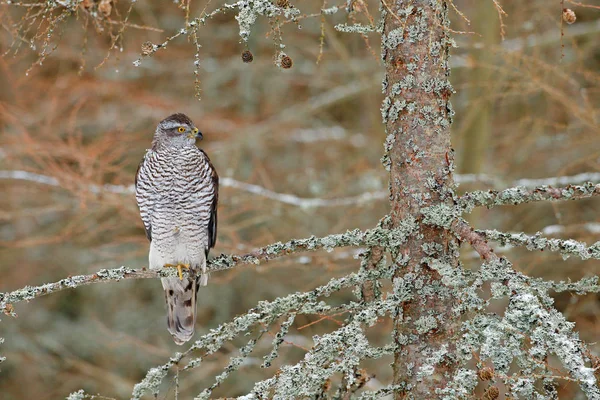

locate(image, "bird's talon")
[[164, 263, 191, 280]]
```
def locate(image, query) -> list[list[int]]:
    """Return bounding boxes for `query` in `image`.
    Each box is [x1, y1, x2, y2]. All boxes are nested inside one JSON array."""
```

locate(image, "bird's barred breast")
[[138, 146, 215, 267]]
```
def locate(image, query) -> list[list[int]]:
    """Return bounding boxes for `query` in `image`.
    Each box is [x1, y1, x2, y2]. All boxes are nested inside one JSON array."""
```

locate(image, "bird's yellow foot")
[[164, 263, 190, 280]]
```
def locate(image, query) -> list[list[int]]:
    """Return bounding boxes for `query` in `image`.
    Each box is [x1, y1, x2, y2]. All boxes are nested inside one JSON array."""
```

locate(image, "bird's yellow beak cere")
[[189, 127, 202, 140]]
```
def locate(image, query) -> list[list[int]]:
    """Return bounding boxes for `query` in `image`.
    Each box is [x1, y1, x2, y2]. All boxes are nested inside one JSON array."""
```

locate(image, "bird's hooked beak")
[[188, 127, 203, 140]]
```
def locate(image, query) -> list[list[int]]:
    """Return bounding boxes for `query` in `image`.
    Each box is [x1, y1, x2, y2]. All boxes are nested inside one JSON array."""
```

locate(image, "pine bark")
[[380, 1, 460, 397]]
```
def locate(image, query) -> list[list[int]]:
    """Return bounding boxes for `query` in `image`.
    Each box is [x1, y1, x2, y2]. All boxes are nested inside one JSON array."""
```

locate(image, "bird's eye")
[[177, 127, 186, 133]]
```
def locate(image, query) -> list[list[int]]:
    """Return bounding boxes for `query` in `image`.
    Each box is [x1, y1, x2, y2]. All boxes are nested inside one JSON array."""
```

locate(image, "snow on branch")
[[477, 229, 600, 261], [0, 221, 418, 316], [460, 182, 600, 211]]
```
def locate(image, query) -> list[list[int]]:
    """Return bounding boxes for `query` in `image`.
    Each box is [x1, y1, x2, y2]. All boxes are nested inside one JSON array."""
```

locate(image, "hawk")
[[135, 113, 218, 345]]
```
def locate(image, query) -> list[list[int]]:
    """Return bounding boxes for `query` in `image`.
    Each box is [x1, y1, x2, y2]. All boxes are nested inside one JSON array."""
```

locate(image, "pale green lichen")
[[1, 266, 140, 316], [248, 316, 392, 398], [334, 23, 375, 34], [478, 229, 600, 261], [420, 203, 460, 229], [417, 344, 448, 379], [262, 313, 296, 368], [131, 366, 170, 400], [196, 338, 259, 399], [0, 224, 422, 315], [415, 315, 438, 334], [65, 390, 85, 400], [234, 0, 300, 41], [3, 2, 599, 399], [459, 182, 599, 212], [132, 242, 411, 398], [551, 275, 600, 294], [435, 368, 478, 399], [320, 5, 339, 15], [456, 255, 600, 398]]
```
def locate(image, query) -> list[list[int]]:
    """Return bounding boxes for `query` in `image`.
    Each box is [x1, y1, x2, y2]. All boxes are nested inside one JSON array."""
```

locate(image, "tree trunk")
[[380, 1, 460, 397]]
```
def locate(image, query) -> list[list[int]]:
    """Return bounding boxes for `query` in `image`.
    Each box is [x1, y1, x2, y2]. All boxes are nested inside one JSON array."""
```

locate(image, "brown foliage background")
[[0, 0, 599, 398]]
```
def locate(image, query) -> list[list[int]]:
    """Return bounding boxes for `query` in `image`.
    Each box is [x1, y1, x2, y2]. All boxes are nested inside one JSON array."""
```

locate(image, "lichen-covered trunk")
[[380, 1, 460, 397]]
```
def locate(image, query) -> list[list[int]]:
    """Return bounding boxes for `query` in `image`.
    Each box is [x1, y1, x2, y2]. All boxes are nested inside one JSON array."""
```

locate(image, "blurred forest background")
[[0, 0, 599, 398]]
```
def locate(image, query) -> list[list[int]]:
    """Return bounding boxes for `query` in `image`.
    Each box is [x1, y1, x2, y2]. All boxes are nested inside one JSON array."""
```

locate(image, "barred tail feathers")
[[163, 277, 197, 345]]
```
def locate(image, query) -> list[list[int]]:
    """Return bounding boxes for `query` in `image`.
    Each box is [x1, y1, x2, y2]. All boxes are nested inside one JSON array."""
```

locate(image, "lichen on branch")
[[459, 182, 600, 212], [132, 264, 403, 399], [477, 229, 600, 261], [0, 222, 418, 316]]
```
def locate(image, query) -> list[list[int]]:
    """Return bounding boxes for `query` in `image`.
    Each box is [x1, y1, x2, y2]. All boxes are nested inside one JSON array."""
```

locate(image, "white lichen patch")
[[435, 368, 478, 399], [334, 23, 375, 34], [479, 229, 600, 261], [66, 389, 86, 400], [420, 204, 459, 229], [415, 315, 438, 334], [230, 0, 300, 41]]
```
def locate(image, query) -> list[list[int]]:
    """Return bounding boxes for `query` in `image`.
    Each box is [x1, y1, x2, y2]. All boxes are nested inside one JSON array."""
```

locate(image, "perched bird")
[[135, 113, 218, 345]]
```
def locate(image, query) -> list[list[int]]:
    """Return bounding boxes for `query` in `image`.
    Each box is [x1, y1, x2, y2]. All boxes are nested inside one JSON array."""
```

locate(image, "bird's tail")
[[162, 277, 198, 345]]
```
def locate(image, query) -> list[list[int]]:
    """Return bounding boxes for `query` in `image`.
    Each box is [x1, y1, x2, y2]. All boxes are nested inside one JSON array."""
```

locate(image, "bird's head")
[[153, 113, 203, 148]]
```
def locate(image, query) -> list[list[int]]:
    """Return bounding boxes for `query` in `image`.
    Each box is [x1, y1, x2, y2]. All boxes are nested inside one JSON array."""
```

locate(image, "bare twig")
[[565, 0, 600, 10]]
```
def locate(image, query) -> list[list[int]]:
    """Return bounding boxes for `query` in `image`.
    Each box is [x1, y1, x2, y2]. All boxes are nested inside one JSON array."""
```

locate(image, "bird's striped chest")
[[147, 148, 211, 203]]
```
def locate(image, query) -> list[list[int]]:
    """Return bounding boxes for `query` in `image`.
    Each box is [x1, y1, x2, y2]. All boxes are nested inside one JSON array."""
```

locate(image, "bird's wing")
[[135, 151, 154, 242], [203, 150, 219, 250]]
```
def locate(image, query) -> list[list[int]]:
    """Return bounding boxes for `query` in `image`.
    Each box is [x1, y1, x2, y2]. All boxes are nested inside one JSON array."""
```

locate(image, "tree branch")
[[0, 223, 417, 315], [476, 229, 600, 261], [449, 218, 600, 398], [459, 182, 600, 211], [131, 265, 402, 399]]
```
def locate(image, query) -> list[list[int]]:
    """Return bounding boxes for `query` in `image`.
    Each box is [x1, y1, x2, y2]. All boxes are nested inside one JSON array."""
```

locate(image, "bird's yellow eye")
[[177, 127, 186, 133]]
